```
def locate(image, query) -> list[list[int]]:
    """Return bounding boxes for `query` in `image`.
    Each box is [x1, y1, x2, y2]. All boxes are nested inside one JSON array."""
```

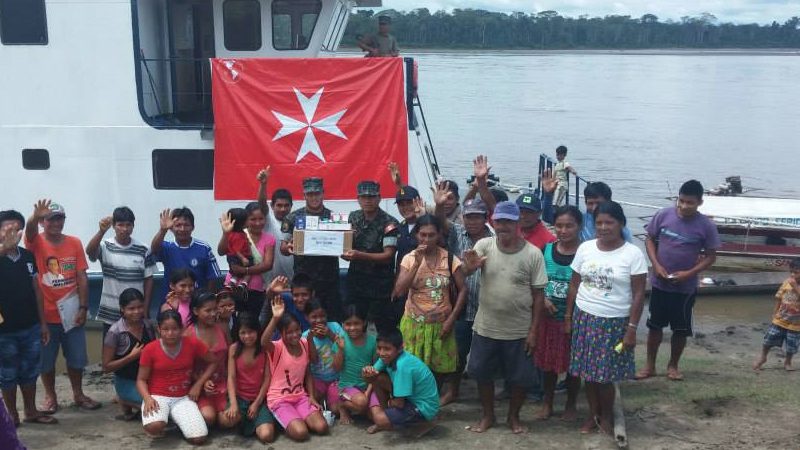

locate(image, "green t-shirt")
[[373, 351, 439, 420], [338, 334, 377, 389]]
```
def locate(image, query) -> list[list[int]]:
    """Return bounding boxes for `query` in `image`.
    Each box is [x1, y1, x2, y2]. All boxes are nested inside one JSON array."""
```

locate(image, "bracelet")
[[628, 323, 637, 328]]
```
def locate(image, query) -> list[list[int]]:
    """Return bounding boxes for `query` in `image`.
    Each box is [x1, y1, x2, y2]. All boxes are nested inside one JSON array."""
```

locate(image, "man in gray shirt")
[[359, 15, 399, 57]]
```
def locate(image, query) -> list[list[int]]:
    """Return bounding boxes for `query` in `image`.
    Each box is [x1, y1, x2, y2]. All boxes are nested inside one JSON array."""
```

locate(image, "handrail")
[[537, 153, 592, 208]]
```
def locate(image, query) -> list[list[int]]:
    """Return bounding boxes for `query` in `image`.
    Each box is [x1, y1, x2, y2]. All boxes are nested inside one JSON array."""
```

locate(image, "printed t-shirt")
[[25, 234, 88, 324], [773, 280, 800, 331], [645, 207, 721, 294], [103, 318, 156, 379], [267, 338, 309, 409], [543, 243, 575, 321], [156, 239, 221, 302], [571, 240, 648, 318], [235, 349, 267, 402], [373, 351, 439, 420], [338, 334, 377, 390], [302, 322, 345, 382], [472, 237, 548, 340], [139, 335, 209, 397], [96, 237, 156, 324], [400, 248, 462, 323]]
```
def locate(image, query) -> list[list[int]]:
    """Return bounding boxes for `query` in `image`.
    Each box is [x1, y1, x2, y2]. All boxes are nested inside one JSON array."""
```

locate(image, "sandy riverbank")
[[14, 317, 799, 450]]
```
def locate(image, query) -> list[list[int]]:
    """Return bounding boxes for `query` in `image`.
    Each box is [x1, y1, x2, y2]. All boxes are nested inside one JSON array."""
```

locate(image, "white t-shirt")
[[265, 210, 294, 281], [571, 240, 648, 318], [96, 237, 156, 324]]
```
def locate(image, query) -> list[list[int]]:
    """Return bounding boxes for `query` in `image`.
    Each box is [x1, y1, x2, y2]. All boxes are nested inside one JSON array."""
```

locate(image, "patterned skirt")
[[399, 315, 458, 374], [534, 316, 571, 374], [569, 307, 634, 383]]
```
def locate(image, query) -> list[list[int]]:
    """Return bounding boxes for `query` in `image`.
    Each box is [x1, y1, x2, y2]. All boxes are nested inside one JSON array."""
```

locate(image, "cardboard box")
[[293, 229, 353, 256]]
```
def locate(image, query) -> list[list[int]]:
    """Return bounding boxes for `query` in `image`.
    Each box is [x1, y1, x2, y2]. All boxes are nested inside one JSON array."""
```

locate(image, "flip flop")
[[74, 397, 102, 411], [40, 399, 58, 415], [667, 369, 684, 381], [23, 415, 59, 425], [634, 369, 656, 380]]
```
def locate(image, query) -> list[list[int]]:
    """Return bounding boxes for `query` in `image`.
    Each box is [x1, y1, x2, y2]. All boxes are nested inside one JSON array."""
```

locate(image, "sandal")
[[40, 398, 58, 415], [666, 368, 684, 381], [74, 397, 102, 411], [23, 414, 59, 425]]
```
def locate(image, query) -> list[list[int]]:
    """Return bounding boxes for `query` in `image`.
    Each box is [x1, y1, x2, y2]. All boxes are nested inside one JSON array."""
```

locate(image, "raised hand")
[[256, 165, 271, 184], [271, 295, 285, 319], [473, 155, 491, 182], [268, 275, 290, 294], [388, 161, 402, 186], [219, 212, 234, 233], [159, 209, 174, 231], [541, 169, 558, 194], [98, 216, 112, 233], [0, 222, 23, 254], [32, 199, 52, 221], [412, 197, 426, 218], [462, 249, 487, 271], [432, 180, 455, 206]]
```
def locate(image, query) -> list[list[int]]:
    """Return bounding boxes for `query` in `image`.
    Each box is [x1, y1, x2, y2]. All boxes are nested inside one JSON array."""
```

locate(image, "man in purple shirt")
[[637, 180, 720, 381]]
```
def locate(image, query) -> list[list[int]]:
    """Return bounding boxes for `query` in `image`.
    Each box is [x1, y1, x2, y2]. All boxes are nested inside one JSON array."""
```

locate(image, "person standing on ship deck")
[[358, 15, 400, 57]]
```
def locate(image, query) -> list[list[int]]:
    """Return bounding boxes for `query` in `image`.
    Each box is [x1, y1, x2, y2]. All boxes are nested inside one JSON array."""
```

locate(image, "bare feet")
[[367, 424, 383, 434], [507, 415, 528, 434], [634, 368, 656, 380], [598, 418, 614, 436], [579, 416, 598, 434], [466, 415, 495, 433], [785, 363, 796, 372], [666, 367, 684, 381], [533, 403, 553, 421], [338, 409, 353, 425], [407, 421, 436, 438], [753, 355, 767, 371], [439, 389, 456, 407], [561, 407, 578, 422]]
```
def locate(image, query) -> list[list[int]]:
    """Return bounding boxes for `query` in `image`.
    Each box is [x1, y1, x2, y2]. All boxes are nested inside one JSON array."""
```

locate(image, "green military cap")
[[357, 180, 380, 196], [303, 177, 323, 194]]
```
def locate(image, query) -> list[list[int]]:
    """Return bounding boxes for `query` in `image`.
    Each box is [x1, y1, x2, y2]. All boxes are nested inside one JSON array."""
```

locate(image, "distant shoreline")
[[339, 46, 800, 56]]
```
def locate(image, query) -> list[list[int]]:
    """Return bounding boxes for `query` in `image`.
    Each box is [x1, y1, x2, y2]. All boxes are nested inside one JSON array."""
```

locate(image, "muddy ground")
[[13, 318, 800, 450]]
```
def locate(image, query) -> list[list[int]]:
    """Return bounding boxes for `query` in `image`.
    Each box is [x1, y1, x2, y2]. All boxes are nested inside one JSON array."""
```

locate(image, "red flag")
[[212, 58, 408, 200]]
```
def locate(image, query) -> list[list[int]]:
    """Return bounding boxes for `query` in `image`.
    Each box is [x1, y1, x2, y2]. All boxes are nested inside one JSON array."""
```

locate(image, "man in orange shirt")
[[24, 200, 100, 414]]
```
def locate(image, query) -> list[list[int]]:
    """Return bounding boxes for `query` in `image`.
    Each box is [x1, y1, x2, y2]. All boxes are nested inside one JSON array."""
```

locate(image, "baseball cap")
[[378, 15, 392, 24], [492, 201, 520, 222], [516, 193, 542, 212], [462, 198, 488, 216], [357, 180, 380, 196], [302, 177, 323, 194], [46, 203, 66, 219], [395, 185, 420, 203]]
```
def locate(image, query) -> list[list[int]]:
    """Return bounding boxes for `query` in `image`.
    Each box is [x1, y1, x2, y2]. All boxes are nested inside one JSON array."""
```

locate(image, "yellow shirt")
[[772, 280, 800, 332]]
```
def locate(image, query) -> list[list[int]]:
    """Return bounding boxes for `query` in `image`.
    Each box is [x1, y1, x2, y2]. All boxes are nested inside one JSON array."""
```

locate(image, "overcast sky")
[[374, 1, 800, 25]]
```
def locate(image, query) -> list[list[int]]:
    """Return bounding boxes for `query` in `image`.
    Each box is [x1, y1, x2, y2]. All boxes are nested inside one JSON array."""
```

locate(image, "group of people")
[[8, 147, 798, 447]]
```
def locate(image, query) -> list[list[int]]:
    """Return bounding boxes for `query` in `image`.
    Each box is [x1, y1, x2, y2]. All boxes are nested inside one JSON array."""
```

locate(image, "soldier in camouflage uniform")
[[343, 180, 399, 333], [280, 177, 343, 320]]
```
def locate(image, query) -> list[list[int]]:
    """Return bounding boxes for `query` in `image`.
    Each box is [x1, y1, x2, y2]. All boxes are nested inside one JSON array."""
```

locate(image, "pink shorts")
[[197, 391, 227, 412], [340, 386, 380, 409], [270, 396, 319, 428], [312, 378, 340, 408]]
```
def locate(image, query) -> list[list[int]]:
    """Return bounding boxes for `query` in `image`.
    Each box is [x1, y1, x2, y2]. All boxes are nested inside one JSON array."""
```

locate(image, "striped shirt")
[[96, 238, 156, 325], [446, 222, 494, 322]]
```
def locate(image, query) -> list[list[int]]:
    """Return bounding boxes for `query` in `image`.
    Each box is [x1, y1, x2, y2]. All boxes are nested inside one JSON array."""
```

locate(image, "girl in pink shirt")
[[220, 313, 275, 443], [260, 296, 329, 441], [160, 269, 196, 326]]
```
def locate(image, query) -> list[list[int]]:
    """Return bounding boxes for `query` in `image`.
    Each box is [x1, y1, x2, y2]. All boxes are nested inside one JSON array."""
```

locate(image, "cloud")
[[376, 0, 798, 24]]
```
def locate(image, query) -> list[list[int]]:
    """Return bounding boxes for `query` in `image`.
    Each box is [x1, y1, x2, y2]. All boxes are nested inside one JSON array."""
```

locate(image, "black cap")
[[395, 185, 420, 203], [516, 193, 542, 212]]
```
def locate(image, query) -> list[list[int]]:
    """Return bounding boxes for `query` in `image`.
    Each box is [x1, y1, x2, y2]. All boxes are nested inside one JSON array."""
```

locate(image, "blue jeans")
[[40, 324, 88, 373], [0, 324, 42, 390]]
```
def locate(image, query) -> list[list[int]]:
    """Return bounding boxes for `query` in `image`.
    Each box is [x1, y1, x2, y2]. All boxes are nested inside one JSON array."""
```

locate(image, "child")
[[260, 296, 328, 441], [303, 300, 346, 417], [102, 288, 156, 421], [754, 258, 800, 371], [220, 313, 275, 443], [137, 310, 217, 445], [224, 208, 252, 289], [185, 291, 230, 427], [267, 274, 312, 331], [160, 268, 196, 326], [216, 289, 236, 338], [335, 305, 383, 426], [553, 145, 577, 206], [362, 328, 439, 435]]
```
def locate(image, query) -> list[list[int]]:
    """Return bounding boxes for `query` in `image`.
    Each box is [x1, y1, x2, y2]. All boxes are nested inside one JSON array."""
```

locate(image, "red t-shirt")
[[521, 222, 556, 251], [226, 232, 251, 258], [140, 336, 209, 397], [25, 234, 89, 324]]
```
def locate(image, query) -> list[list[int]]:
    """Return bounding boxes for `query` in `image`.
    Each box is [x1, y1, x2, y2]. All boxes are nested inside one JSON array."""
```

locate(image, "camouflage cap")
[[302, 177, 323, 194], [357, 180, 380, 196]]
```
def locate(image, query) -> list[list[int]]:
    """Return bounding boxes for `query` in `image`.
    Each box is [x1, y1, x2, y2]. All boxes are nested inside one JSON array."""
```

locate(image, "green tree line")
[[344, 9, 800, 49]]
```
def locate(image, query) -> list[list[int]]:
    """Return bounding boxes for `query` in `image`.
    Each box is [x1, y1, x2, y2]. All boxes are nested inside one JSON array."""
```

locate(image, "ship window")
[[0, 0, 48, 45], [223, 0, 261, 51], [21, 149, 49, 170], [271, 0, 321, 50], [152, 150, 214, 190]]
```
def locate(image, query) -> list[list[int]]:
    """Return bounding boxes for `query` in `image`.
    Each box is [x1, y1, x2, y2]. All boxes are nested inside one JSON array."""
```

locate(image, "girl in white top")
[[565, 201, 647, 436]]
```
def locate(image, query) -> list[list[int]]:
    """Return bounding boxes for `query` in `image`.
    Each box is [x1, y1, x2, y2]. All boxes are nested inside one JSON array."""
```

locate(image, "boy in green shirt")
[[362, 329, 438, 434]]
